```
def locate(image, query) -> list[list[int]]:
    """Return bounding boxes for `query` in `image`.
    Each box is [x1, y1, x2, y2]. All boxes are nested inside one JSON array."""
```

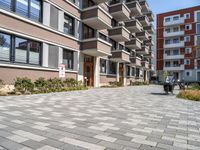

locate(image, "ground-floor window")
[[136, 68, 140, 78], [63, 49, 74, 70], [132, 67, 135, 76], [100, 59, 107, 73], [0, 31, 42, 65], [126, 66, 131, 76], [108, 61, 117, 75]]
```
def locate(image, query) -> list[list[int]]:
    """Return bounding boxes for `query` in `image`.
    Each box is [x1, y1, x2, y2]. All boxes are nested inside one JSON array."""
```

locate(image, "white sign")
[[59, 64, 65, 78]]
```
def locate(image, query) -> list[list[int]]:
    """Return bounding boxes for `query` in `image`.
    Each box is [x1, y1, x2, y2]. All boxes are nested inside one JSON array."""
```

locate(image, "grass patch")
[[177, 90, 200, 101]]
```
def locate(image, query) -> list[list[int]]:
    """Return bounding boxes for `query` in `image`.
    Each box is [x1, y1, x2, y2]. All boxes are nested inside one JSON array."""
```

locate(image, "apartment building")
[[0, 0, 154, 87], [157, 6, 200, 82]]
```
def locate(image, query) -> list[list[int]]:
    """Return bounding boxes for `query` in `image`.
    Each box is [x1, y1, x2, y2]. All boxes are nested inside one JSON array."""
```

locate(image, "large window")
[[108, 61, 117, 75], [0, 0, 42, 22], [63, 49, 74, 70], [64, 14, 75, 36], [197, 24, 200, 34], [100, 59, 107, 73], [0, 32, 11, 61], [0, 0, 12, 10], [0, 32, 41, 65], [83, 25, 95, 39], [196, 11, 200, 22], [126, 66, 131, 76], [132, 67, 135, 76]]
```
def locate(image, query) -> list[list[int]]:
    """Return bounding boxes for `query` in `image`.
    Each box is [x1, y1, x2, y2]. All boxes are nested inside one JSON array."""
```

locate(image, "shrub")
[[14, 77, 34, 94], [190, 83, 200, 90], [47, 78, 64, 92], [63, 78, 79, 87], [34, 78, 48, 93], [0, 79, 4, 89], [177, 90, 200, 101]]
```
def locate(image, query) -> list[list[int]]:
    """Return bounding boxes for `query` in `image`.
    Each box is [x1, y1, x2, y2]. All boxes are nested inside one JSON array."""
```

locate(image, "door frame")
[[84, 56, 94, 87]]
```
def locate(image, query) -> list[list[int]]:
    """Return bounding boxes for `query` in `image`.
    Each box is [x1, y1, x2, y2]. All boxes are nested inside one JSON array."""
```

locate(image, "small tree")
[[14, 77, 34, 94]]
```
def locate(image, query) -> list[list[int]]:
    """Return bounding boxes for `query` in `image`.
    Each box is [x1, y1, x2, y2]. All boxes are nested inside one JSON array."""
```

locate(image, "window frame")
[[100, 59, 107, 74], [63, 49, 74, 70]]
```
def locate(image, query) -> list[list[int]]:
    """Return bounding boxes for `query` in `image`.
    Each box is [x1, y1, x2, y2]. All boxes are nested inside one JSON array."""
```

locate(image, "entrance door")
[[119, 63, 124, 84], [84, 57, 94, 87]]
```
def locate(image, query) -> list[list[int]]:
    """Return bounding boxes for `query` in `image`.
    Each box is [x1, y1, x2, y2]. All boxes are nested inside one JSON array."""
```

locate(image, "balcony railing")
[[164, 31, 184, 37], [164, 54, 184, 60], [143, 24, 154, 34], [126, 1, 142, 16], [164, 17, 184, 26], [164, 64, 184, 71], [164, 41, 184, 48], [124, 19, 143, 32], [136, 15, 150, 26], [143, 11, 154, 22], [108, 26, 130, 42], [125, 38, 142, 49], [110, 50, 130, 63], [130, 56, 142, 67]]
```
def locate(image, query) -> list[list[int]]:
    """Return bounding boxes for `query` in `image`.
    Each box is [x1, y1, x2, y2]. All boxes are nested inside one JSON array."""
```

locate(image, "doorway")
[[84, 56, 94, 86], [119, 63, 124, 84], [173, 72, 179, 81]]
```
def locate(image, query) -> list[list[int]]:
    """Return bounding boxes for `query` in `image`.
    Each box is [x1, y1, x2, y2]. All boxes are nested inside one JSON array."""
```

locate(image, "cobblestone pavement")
[[0, 85, 200, 150]]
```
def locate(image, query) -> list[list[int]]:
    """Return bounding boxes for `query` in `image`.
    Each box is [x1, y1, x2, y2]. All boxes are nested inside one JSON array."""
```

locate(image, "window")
[[185, 24, 192, 30], [0, 0, 12, 10], [16, 0, 29, 17], [15, 37, 41, 64], [165, 61, 170, 67], [165, 28, 170, 33], [185, 59, 190, 65], [173, 38, 179, 43], [100, 59, 107, 73], [15, 37, 28, 63], [131, 67, 135, 76], [165, 17, 170, 22], [165, 50, 170, 56], [83, 25, 95, 39], [110, 0, 120, 5], [136, 68, 140, 77], [196, 11, 200, 22], [83, 0, 95, 9], [173, 49, 179, 55], [99, 33, 107, 41], [69, 0, 75, 4], [185, 13, 190, 19], [173, 27, 179, 32], [165, 39, 171, 45], [64, 14, 75, 36], [63, 49, 74, 70], [173, 61, 179, 67], [197, 24, 200, 34], [0, 0, 42, 22], [110, 39, 117, 50], [186, 71, 191, 77], [173, 16, 179, 21], [185, 48, 191, 54], [108, 61, 117, 74], [30, 0, 42, 22], [127, 66, 130, 76], [184, 36, 190, 42], [0, 32, 11, 61], [119, 44, 124, 50]]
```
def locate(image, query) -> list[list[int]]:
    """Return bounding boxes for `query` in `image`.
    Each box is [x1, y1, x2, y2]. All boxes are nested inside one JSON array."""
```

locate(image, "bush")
[[190, 83, 200, 90], [34, 78, 48, 93], [177, 90, 200, 101], [47, 78, 64, 92], [0, 79, 4, 89], [63, 78, 79, 87], [130, 81, 149, 86], [14, 77, 34, 94], [109, 81, 123, 87]]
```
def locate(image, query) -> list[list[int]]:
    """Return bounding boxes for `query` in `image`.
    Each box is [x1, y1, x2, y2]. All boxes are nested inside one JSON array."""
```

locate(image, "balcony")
[[144, 11, 154, 22], [142, 61, 149, 69], [125, 38, 142, 49], [136, 45, 149, 54], [139, 0, 150, 13], [164, 64, 184, 71], [136, 15, 150, 26], [136, 30, 149, 40], [130, 57, 142, 67], [144, 39, 154, 46], [143, 24, 154, 34], [164, 41, 184, 48], [109, 2, 130, 21], [82, 6, 112, 30], [126, 1, 142, 16], [81, 38, 112, 56], [110, 50, 130, 63], [164, 31, 185, 37], [144, 52, 154, 58], [93, 0, 108, 4], [124, 19, 143, 32], [108, 26, 130, 42], [164, 17, 184, 26], [164, 54, 184, 60]]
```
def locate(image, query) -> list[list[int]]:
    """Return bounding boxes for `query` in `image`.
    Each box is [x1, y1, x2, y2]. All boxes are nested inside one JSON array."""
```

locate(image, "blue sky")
[[148, 0, 200, 25]]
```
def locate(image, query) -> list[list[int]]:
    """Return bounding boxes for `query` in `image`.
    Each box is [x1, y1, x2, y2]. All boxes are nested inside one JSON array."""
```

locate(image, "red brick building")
[[157, 6, 200, 82]]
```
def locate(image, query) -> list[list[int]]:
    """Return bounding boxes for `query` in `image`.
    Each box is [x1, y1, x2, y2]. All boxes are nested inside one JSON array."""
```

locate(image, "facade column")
[[116, 62, 120, 82], [58, 47, 63, 65], [123, 63, 127, 86], [78, 52, 84, 82], [42, 43, 49, 67], [58, 10, 64, 32], [43, 1, 50, 26], [94, 57, 100, 87]]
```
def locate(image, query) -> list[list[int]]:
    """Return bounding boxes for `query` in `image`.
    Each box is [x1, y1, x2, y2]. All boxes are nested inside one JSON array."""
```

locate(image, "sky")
[[148, 0, 200, 25]]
